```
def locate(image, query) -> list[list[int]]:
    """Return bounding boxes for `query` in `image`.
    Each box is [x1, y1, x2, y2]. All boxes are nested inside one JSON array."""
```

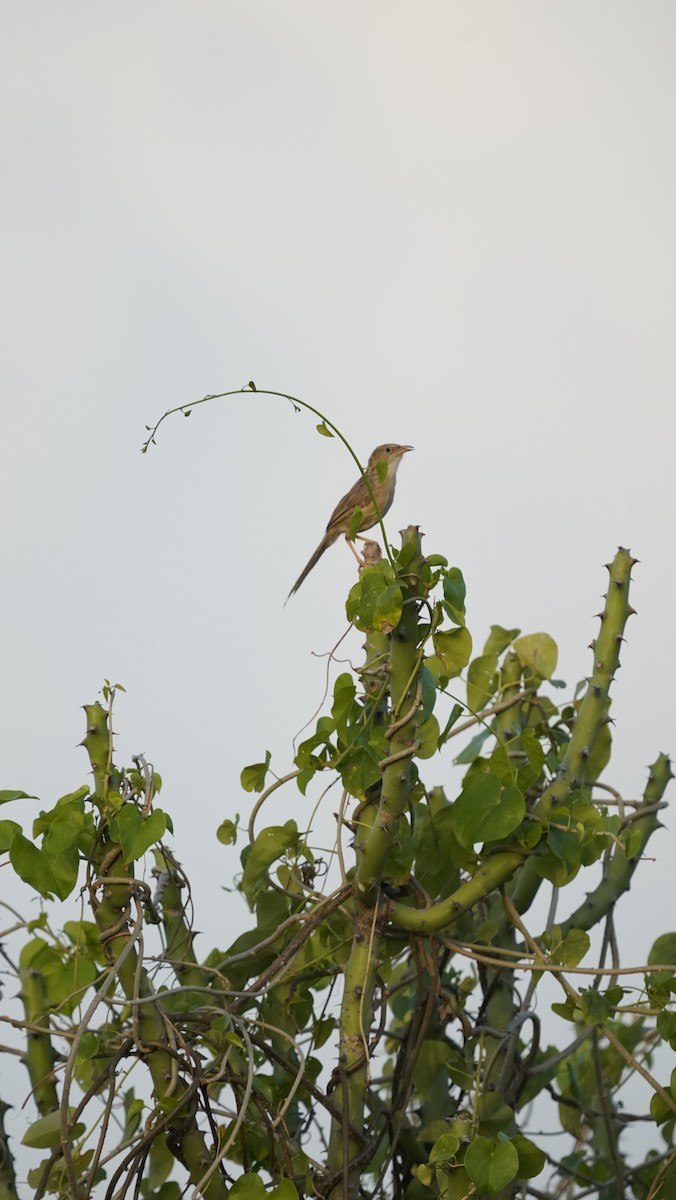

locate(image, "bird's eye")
[[385, 446, 392, 453]]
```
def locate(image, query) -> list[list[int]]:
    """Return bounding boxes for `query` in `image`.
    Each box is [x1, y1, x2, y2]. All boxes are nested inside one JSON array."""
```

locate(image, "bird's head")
[[367, 444, 414, 471]]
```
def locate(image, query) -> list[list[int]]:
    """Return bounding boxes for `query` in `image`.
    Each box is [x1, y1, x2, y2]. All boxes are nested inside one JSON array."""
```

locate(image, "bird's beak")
[[399, 445, 414, 456]]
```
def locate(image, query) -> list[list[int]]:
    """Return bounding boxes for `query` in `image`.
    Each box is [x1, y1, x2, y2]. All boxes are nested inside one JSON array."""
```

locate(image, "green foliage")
[[0, 539, 673, 1200]]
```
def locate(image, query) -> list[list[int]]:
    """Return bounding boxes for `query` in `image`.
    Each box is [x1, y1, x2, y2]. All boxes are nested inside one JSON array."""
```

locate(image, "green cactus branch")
[[538, 547, 636, 816], [388, 850, 524, 933], [511, 547, 637, 915], [80, 704, 229, 1200], [19, 964, 59, 1118], [355, 527, 426, 900], [0, 1099, 18, 1200], [326, 531, 427, 1195], [558, 753, 672, 937], [325, 902, 380, 1195]]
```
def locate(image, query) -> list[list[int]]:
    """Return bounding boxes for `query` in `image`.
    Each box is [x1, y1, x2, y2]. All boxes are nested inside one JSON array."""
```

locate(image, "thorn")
[[627, 606, 637, 617], [604, 562, 613, 572], [580, 747, 590, 760], [588, 640, 596, 650], [629, 555, 640, 567], [613, 579, 624, 589], [596, 611, 606, 621], [615, 634, 625, 644]]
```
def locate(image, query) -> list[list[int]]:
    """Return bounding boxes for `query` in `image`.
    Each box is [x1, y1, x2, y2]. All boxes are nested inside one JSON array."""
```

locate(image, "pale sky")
[[2, 1, 676, 1177]]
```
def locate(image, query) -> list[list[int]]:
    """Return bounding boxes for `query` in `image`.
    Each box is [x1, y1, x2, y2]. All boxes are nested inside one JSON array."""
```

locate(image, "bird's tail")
[[286, 533, 334, 600]]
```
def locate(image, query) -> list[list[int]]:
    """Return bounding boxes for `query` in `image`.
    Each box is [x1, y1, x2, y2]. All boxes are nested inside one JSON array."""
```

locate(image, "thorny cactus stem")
[[327, 528, 426, 1198], [511, 546, 637, 915]]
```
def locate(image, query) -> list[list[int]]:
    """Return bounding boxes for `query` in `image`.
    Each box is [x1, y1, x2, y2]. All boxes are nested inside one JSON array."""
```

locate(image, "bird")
[[287, 443, 413, 599]]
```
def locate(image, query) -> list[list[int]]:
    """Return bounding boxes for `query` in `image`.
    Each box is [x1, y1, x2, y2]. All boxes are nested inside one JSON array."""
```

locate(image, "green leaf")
[[483, 625, 520, 656], [217, 819, 238, 845], [511, 1134, 546, 1179], [240, 752, 272, 793], [0, 789, 37, 805], [454, 727, 491, 765], [438, 701, 463, 744], [23, 1109, 86, 1149], [550, 928, 590, 968], [514, 632, 558, 681], [270, 1181, 299, 1200], [347, 564, 403, 633], [347, 506, 363, 541], [453, 776, 525, 849], [622, 824, 643, 861], [443, 568, 467, 626], [312, 1016, 336, 1050], [0, 819, 21, 851], [332, 673, 358, 739], [338, 740, 384, 798], [44, 844, 80, 900], [518, 727, 546, 784], [649, 933, 676, 966], [55, 786, 90, 808], [465, 1136, 519, 1195], [650, 1091, 673, 1126], [446, 1048, 474, 1089], [467, 654, 498, 714], [551, 999, 577, 1022], [41, 955, 97, 1014], [578, 988, 610, 1024], [413, 1040, 448, 1100], [112, 806, 167, 864], [476, 1092, 514, 1134], [429, 1133, 460, 1163], [230, 1174, 267, 1199], [420, 666, 438, 721], [432, 627, 472, 677], [414, 805, 472, 891], [316, 422, 333, 438], [9, 833, 59, 898], [546, 825, 583, 876], [417, 715, 440, 759]]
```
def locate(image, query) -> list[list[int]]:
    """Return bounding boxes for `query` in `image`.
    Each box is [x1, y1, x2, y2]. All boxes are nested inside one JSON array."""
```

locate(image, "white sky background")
[[2, 0, 676, 1179]]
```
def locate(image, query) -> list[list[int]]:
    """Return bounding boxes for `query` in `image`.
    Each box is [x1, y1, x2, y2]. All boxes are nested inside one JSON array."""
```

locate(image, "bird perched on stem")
[[287, 443, 413, 599]]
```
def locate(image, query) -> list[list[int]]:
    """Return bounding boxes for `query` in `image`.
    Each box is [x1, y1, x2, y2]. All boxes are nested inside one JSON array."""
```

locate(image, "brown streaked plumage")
[[287, 443, 413, 599]]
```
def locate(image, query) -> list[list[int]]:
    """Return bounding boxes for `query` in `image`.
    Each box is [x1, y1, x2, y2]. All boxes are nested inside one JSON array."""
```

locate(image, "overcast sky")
[[2, 0, 676, 1171]]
